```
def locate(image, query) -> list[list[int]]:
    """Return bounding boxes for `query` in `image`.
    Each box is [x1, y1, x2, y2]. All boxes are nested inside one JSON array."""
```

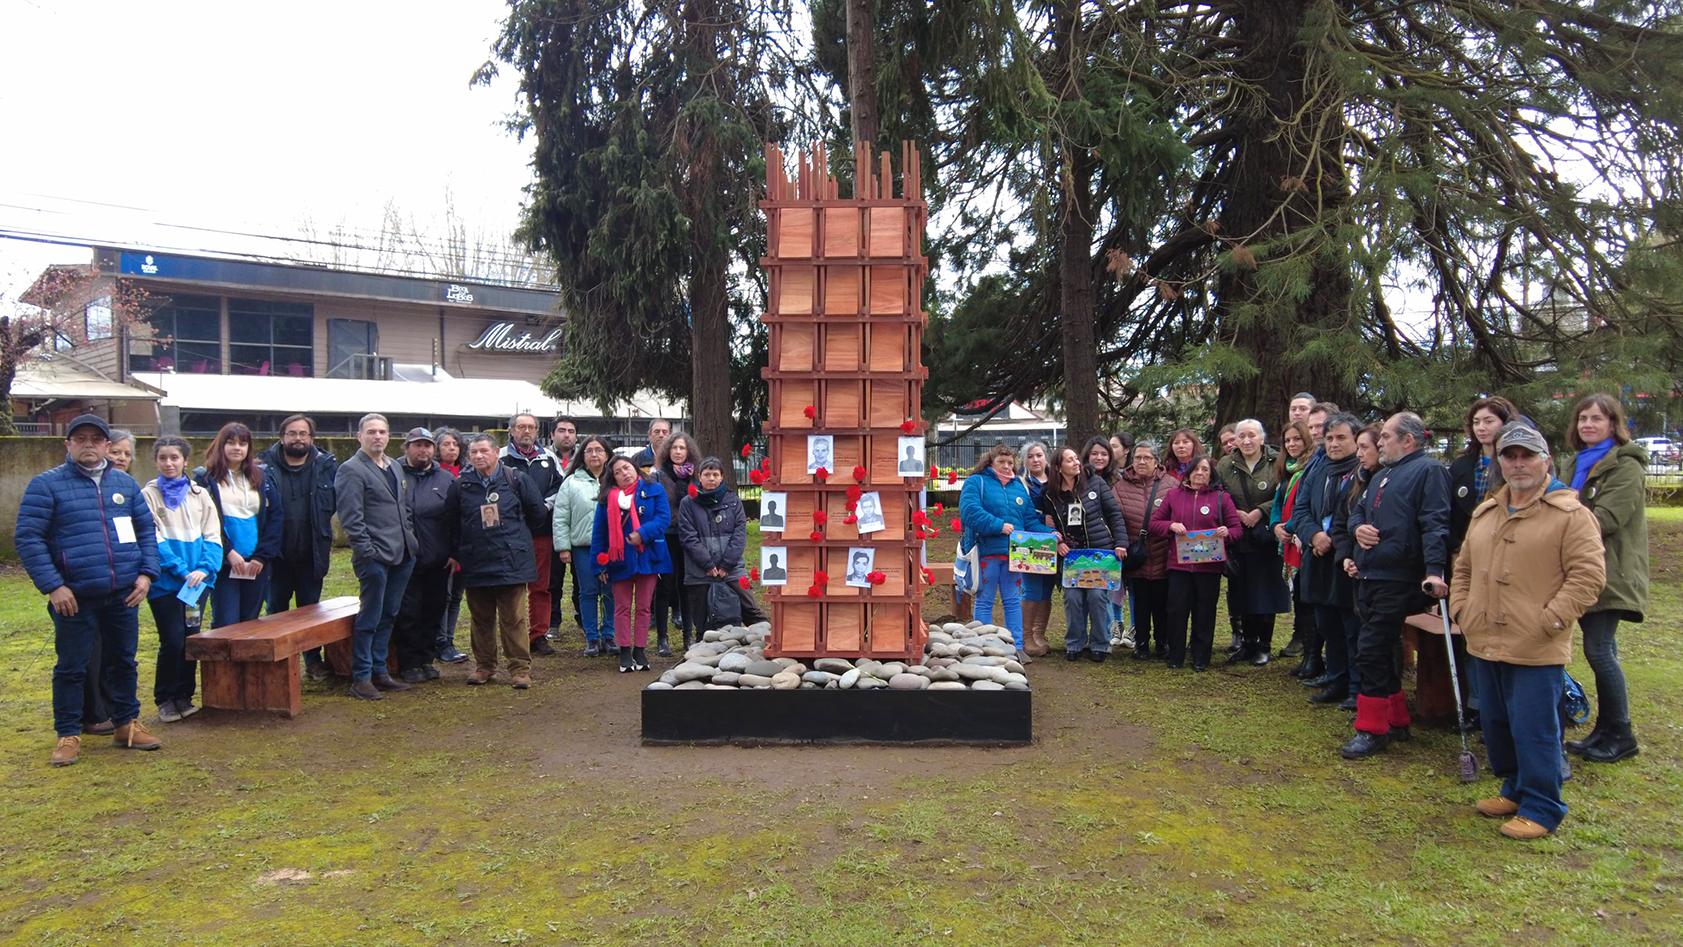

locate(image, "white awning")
[[130, 370, 683, 421], [13, 359, 161, 402]]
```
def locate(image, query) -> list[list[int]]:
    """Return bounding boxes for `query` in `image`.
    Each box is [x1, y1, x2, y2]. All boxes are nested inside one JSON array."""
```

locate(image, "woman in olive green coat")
[[1560, 393, 1648, 764]]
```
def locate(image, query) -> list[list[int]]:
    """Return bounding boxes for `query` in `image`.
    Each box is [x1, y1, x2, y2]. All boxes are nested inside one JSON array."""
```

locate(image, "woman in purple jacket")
[[1149, 455, 1243, 670]]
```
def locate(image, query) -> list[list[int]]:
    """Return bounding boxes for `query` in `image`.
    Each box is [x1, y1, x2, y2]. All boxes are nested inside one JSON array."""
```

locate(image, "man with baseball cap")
[[394, 428, 460, 683], [1451, 422, 1605, 839], [15, 414, 162, 766]]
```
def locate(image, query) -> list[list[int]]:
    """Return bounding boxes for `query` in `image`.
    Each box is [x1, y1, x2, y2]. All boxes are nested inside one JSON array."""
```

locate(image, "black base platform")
[[641, 688, 1032, 745]]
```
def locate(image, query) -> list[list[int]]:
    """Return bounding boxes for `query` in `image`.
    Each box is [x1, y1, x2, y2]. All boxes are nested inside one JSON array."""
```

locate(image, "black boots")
[[1565, 721, 1607, 756], [656, 632, 672, 658], [618, 646, 634, 673], [1339, 730, 1389, 759], [631, 647, 649, 671], [1581, 722, 1639, 763]]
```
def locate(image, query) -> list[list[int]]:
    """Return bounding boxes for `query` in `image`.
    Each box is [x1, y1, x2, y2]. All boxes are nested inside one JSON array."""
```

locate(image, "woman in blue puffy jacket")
[[590, 455, 673, 673], [959, 443, 1036, 660]]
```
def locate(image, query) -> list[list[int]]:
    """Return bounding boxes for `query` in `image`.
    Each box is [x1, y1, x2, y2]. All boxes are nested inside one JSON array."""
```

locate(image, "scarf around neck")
[[671, 462, 695, 479], [606, 486, 643, 562], [1571, 438, 1614, 492], [157, 474, 192, 510], [696, 483, 728, 507]]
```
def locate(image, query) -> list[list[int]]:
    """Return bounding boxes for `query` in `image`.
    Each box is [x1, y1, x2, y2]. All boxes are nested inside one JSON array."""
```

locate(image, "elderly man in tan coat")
[[1450, 423, 1605, 840]]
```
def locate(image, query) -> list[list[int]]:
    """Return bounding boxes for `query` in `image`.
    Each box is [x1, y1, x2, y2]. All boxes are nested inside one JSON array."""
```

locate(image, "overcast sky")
[[0, 0, 534, 296]]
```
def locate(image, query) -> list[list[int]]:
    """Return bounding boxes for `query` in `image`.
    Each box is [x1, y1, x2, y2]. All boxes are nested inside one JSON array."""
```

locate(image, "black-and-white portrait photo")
[[759, 492, 787, 531], [844, 547, 876, 587], [855, 491, 886, 534], [807, 434, 834, 474], [760, 546, 788, 585], [897, 436, 926, 475]]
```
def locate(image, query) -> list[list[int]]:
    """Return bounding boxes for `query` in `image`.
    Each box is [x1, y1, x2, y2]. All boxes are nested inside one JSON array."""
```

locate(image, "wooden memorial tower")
[[758, 141, 929, 662]]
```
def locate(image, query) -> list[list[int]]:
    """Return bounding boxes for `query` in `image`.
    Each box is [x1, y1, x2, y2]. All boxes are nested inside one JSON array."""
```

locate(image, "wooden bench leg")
[[200, 656, 303, 717]]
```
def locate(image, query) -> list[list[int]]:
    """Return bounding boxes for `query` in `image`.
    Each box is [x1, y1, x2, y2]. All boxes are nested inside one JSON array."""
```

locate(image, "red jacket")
[[1148, 483, 1244, 574]]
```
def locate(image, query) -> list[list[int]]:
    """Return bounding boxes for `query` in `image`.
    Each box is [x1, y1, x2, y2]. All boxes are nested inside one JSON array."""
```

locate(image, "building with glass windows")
[[13, 246, 681, 439]]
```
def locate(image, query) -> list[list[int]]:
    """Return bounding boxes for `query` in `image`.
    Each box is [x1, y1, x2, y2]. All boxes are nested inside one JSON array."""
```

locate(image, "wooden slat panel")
[[825, 603, 864, 651], [778, 208, 814, 258], [826, 379, 862, 428], [786, 492, 817, 535], [868, 208, 905, 257], [832, 435, 864, 475], [868, 603, 909, 656], [785, 546, 817, 591], [777, 379, 816, 429], [822, 208, 859, 257], [777, 603, 819, 651], [779, 267, 814, 314], [868, 380, 909, 428], [867, 325, 906, 372], [868, 266, 906, 314], [823, 323, 861, 372], [822, 267, 861, 316], [826, 493, 859, 542], [869, 435, 902, 486], [778, 325, 814, 372], [826, 548, 861, 597]]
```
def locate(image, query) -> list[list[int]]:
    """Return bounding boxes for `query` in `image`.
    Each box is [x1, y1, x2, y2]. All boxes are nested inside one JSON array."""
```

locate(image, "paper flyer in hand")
[[1174, 529, 1227, 565]]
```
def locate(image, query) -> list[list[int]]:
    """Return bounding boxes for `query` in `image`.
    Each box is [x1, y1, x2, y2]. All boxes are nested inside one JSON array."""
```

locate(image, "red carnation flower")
[[928, 464, 939, 479], [738, 576, 751, 590], [844, 513, 858, 524], [932, 502, 944, 516], [740, 442, 753, 458], [812, 510, 828, 525], [950, 518, 962, 532], [687, 483, 699, 498], [814, 570, 829, 584], [814, 466, 830, 483], [867, 570, 886, 585], [806, 585, 823, 598], [595, 553, 610, 565], [911, 510, 931, 527], [749, 469, 766, 485], [914, 528, 927, 540], [920, 566, 934, 586], [803, 405, 816, 419], [900, 420, 917, 434], [761, 457, 773, 471], [749, 567, 760, 581], [809, 530, 824, 542], [946, 471, 958, 485], [847, 485, 863, 502], [852, 465, 868, 482]]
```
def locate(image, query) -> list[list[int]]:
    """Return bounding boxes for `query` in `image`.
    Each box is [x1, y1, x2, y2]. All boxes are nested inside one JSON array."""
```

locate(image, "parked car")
[[1634, 436, 1679, 465]]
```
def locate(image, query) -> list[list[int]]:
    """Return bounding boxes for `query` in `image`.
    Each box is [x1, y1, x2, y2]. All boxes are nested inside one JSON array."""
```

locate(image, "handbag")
[[953, 535, 981, 595], [1123, 478, 1161, 571], [706, 579, 743, 627]]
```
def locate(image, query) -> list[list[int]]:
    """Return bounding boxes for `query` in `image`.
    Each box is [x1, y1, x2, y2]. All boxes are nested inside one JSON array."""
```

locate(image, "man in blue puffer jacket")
[[15, 414, 162, 767]]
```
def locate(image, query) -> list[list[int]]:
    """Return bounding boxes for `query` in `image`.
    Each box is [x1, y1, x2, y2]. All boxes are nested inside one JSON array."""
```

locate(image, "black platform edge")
[[641, 688, 1032, 746]]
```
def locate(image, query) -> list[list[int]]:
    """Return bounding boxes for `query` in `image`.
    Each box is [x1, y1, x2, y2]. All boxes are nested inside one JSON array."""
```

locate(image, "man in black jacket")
[[456, 433, 549, 688], [1339, 411, 1451, 759], [1288, 412, 1363, 705], [261, 414, 338, 680], [394, 429, 460, 683]]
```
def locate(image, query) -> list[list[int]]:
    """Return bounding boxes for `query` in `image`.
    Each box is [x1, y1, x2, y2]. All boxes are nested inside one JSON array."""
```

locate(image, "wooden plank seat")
[[185, 596, 360, 716], [1403, 609, 1464, 727]]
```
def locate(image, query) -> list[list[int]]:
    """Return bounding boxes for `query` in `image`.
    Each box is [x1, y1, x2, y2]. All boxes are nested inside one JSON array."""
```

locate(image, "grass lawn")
[[1, 520, 1679, 945]]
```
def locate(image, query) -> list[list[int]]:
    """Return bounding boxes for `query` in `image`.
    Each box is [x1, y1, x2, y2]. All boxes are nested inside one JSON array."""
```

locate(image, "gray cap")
[[1496, 422, 1549, 457], [404, 427, 436, 445], [65, 413, 111, 439]]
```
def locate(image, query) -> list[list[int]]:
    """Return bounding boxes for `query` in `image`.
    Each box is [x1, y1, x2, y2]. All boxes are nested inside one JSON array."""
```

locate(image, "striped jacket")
[[140, 480, 225, 599]]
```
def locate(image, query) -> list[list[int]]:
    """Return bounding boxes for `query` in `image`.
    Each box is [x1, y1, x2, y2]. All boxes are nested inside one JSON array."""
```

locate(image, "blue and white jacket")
[[140, 479, 224, 599]]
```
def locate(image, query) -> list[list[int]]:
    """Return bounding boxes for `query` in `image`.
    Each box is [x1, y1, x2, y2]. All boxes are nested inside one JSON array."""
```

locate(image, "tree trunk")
[[1053, 0, 1100, 444], [845, 0, 879, 150], [1212, 0, 1354, 429], [682, 0, 737, 480]]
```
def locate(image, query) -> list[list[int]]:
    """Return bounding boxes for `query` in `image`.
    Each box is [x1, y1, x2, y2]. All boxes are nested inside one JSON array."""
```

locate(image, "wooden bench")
[[1403, 609, 1466, 727], [186, 596, 360, 716]]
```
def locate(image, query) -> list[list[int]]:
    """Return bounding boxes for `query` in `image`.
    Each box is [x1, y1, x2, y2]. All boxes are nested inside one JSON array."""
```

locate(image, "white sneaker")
[[1118, 625, 1137, 650], [176, 699, 201, 719]]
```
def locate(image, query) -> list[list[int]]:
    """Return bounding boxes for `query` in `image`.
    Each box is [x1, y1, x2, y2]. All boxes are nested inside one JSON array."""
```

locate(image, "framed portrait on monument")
[[759, 491, 787, 532]]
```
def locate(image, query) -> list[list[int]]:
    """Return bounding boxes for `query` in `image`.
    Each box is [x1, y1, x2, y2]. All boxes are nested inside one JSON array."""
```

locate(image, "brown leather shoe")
[[113, 719, 161, 751], [86, 719, 116, 736], [371, 673, 411, 692], [467, 667, 495, 686], [511, 672, 532, 690], [1500, 816, 1551, 840], [51, 735, 81, 767], [1475, 796, 1520, 818]]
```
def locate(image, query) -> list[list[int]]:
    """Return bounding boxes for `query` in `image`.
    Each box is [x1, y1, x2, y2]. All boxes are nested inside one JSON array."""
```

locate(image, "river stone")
[[704, 683, 738, 690], [943, 622, 968, 635], [1004, 681, 1030, 691], [799, 682, 819, 689], [737, 673, 774, 688], [712, 671, 742, 687], [854, 659, 884, 678], [929, 681, 968, 690], [965, 619, 983, 628], [961, 655, 1010, 667], [1004, 659, 1025, 674], [925, 657, 957, 669], [957, 645, 983, 657], [878, 662, 907, 677], [770, 672, 802, 690], [802, 670, 838, 686], [670, 661, 717, 683], [645, 681, 673, 690], [838, 668, 862, 689], [814, 658, 854, 673], [659, 671, 681, 686], [688, 652, 724, 667], [674, 680, 708, 690], [888, 673, 929, 691], [855, 676, 887, 689], [717, 652, 754, 673], [702, 629, 726, 642], [971, 680, 1006, 691], [927, 642, 961, 658], [744, 660, 784, 678], [901, 665, 931, 677], [747, 621, 772, 636], [928, 667, 961, 682], [954, 663, 1009, 682]]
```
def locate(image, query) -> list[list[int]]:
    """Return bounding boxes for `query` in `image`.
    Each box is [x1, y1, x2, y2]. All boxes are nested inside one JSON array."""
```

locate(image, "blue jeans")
[[572, 546, 616, 643], [1472, 658, 1568, 830], [50, 591, 141, 736], [149, 594, 197, 706], [973, 557, 1023, 648], [1063, 586, 1110, 654], [211, 570, 269, 629], [1021, 572, 1054, 603], [352, 557, 416, 682], [1578, 610, 1630, 728]]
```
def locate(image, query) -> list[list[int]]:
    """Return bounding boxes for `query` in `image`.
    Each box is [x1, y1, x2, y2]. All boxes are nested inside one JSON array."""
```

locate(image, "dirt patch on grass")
[[1651, 518, 1683, 585]]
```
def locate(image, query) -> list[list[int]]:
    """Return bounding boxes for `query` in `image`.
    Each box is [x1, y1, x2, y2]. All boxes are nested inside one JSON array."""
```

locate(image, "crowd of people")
[[16, 413, 763, 767], [15, 391, 1653, 840], [958, 391, 1649, 840]]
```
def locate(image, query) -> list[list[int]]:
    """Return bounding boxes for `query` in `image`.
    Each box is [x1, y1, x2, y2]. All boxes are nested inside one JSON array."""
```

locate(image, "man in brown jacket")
[[1450, 423, 1605, 840]]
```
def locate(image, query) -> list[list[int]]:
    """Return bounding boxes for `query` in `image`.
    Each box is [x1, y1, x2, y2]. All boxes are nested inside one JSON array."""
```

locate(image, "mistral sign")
[[465, 322, 563, 355]]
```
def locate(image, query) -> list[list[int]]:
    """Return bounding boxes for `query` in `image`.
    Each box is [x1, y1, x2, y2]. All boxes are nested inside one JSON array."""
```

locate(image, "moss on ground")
[[0, 518, 1678, 944]]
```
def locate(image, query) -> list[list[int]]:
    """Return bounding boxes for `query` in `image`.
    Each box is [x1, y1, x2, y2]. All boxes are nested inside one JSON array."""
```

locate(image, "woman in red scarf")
[[589, 456, 673, 672]]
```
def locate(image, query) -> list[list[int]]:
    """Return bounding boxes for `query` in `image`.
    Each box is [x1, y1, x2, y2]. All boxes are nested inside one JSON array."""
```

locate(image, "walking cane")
[[1437, 595, 1479, 782]]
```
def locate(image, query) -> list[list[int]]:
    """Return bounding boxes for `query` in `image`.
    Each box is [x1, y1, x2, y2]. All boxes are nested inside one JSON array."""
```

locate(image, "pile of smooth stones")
[[645, 620, 1031, 692]]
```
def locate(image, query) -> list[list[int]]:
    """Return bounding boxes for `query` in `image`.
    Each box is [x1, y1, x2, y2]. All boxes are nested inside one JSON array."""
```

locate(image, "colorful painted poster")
[[1174, 529, 1227, 565], [1061, 548, 1122, 590], [1008, 531, 1059, 575]]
